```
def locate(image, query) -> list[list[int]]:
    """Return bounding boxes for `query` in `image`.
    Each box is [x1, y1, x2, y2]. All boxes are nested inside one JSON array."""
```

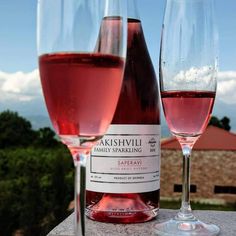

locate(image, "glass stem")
[[177, 145, 195, 221], [75, 150, 89, 236]]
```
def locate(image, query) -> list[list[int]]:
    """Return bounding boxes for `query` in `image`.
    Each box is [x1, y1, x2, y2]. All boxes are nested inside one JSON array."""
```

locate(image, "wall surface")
[[161, 150, 236, 203]]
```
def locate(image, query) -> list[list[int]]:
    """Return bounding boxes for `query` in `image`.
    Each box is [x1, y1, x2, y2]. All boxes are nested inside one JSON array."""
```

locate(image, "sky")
[[0, 0, 235, 131]]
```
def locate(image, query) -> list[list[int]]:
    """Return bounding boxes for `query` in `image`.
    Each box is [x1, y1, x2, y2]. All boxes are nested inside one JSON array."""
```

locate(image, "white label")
[[86, 125, 160, 193]]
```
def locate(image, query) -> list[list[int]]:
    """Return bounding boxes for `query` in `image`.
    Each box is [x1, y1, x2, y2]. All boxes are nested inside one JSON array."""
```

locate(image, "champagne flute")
[[37, 0, 127, 235], [155, 0, 219, 235]]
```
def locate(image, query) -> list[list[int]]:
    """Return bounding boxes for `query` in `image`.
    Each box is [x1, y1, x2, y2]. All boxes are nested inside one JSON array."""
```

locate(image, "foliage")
[[209, 116, 231, 131], [36, 127, 59, 148], [0, 110, 37, 148], [0, 110, 62, 149], [0, 147, 74, 236], [0, 110, 74, 235]]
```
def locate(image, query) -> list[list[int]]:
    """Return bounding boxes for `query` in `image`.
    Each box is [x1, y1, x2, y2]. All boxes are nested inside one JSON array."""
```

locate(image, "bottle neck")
[[127, 0, 140, 20]]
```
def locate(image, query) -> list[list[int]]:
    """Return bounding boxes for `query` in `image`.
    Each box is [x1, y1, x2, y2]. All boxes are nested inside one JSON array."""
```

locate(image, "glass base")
[[154, 218, 220, 236]]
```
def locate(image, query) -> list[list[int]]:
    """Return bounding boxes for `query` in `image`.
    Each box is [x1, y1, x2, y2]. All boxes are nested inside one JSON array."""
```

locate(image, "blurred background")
[[0, 0, 235, 235]]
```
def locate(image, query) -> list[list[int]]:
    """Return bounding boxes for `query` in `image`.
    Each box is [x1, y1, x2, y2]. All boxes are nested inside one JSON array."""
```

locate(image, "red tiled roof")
[[161, 126, 236, 150]]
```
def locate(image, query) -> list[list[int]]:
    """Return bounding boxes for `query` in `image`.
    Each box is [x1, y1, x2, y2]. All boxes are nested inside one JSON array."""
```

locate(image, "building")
[[161, 126, 236, 203]]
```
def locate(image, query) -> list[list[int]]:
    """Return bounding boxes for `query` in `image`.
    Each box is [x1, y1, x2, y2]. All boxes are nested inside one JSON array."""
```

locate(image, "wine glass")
[[155, 0, 219, 235], [37, 0, 127, 235]]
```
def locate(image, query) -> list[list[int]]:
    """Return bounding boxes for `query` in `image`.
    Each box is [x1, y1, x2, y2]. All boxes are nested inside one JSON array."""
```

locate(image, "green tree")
[[0, 110, 36, 148], [0, 110, 60, 149], [0, 147, 74, 236], [36, 127, 59, 148], [0, 110, 74, 235], [221, 116, 231, 131], [209, 116, 231, 131]]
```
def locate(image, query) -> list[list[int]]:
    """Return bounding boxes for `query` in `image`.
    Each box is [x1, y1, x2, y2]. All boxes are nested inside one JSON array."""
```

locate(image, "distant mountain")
[[0, 97, 52, 130], [26, 115, 52, 130], [0, 98, 47, 117], [1, 96, 234, 136], [26, 114, 172, 137]]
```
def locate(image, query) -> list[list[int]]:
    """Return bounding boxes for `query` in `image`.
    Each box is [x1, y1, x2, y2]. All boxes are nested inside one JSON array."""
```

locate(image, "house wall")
[[161, 150, 236, 203]]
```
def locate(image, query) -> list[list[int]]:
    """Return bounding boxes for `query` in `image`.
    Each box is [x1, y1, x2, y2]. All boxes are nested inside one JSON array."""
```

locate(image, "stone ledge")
[[47, 209, 236, 236]]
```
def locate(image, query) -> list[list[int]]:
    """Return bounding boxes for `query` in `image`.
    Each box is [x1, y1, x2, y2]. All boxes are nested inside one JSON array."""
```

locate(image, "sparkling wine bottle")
[[86, 0, 160, 223]]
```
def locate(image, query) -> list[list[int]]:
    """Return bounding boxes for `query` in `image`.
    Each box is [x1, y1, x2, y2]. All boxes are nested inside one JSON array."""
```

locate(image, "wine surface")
[[39, 53, 124, 137], [161, 90, 215, 137]]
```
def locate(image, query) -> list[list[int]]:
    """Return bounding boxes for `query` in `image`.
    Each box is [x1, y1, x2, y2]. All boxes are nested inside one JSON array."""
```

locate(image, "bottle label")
[[86, 125, 160, 193]]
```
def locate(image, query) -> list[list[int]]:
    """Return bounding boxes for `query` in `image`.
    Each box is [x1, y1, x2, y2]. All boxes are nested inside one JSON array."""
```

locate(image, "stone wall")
[[160, 150, 236, 203]]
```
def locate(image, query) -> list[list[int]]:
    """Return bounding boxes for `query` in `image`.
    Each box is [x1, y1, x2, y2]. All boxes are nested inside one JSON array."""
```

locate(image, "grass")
[[160, 200, 236, 211]]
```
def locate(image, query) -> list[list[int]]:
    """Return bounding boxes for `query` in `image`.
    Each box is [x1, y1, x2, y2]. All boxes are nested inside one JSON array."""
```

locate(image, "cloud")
[[0, 69, 42, 102], [217, 71, 236, 104], [162, 66, 217, 91], [217, 71, 236, 81], [0, 68, 235, 111], [162, 67, 236, 105]]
